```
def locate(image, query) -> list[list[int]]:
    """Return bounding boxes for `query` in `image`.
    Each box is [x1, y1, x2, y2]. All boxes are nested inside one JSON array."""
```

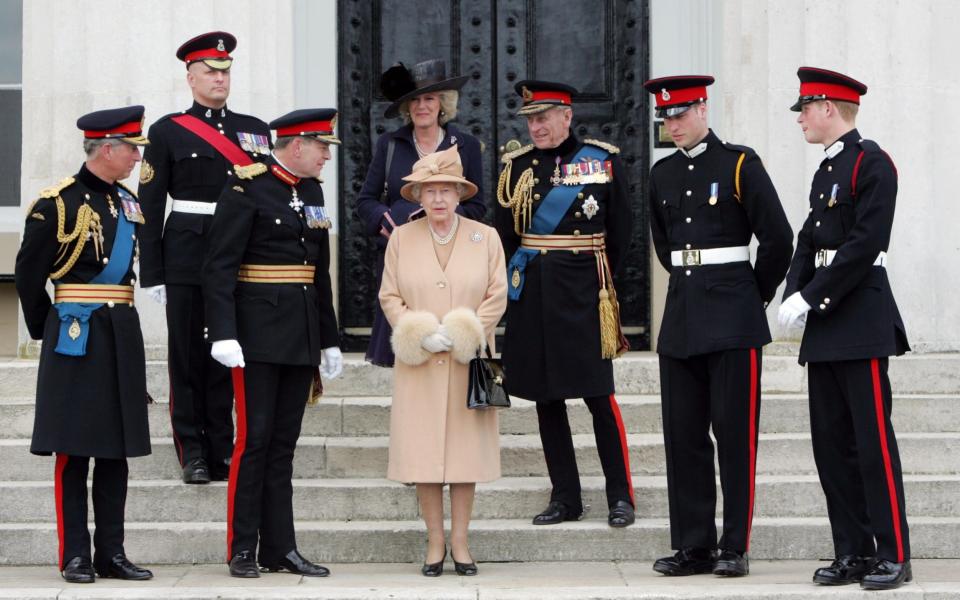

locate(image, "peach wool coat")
[[379, 216, 508, 483]]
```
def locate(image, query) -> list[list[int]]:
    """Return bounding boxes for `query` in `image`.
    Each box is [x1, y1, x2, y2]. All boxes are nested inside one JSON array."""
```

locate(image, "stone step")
[[1, 560, 957, 599], [2, 432, 959, 481], [3, 475, 959, 523], [1, 516, 958, 565], [2, 353, 960, 400], [2, 393, 957, 440]]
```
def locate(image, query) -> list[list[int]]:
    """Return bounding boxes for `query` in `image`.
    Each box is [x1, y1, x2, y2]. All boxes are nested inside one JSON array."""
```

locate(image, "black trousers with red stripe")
[[54, 455, 127, 570], [536, 395, 634, 512], [227, 361, 312, 564], [166, 284, 234, 467], [808, 358, 910, 562], [659, 348, 761, 553]]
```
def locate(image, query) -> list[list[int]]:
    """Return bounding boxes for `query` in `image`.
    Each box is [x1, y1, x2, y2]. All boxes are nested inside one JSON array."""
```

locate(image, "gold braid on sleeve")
[[496, 160, 535, 236], [49, 197, 100, 280]]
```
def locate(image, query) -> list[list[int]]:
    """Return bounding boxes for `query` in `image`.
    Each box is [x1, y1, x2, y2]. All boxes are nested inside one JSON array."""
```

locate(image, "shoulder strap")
[[170, 114, 253, 167], [734, 152, 747, 202]]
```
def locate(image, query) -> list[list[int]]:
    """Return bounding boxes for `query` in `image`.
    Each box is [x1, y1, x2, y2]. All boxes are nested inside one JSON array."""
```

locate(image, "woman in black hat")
[[356, 59, 486, 367]]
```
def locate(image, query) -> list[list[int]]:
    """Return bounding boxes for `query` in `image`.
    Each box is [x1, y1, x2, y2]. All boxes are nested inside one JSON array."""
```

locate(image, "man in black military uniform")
[[15, 107, 154, 583], [138, 31, 271, 484], [779, 67, 912, 590], [494, 81, 636, 529], [646, 75, 794, 577], [203, 109, 343, 578]]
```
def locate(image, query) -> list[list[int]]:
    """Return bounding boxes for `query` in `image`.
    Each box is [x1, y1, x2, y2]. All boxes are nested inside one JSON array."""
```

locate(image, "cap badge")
[[217, 38, 226, 51], [329, 114, 338, 131], [661, 88, 671, 101], [521, 86, 533, 103]]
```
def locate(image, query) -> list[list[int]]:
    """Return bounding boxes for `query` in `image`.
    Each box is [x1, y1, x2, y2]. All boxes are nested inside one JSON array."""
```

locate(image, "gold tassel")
[[307, 367, 323, 405], [598, 288, 618, 359]]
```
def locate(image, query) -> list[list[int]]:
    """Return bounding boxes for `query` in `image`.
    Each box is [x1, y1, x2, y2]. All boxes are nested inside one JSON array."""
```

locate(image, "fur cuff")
[[442, 307, 486, 364], [391, 311, 440, 366]]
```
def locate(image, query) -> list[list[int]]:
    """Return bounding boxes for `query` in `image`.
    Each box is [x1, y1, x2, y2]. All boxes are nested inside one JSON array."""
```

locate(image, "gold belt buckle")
[[682, 249, 701, 266], [815, 249, 829, 268]]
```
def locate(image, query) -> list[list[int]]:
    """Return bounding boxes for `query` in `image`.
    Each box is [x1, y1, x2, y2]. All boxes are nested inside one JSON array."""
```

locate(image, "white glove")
[[144, 284, 167, 305], [211, 339, 245, 368], [320, 346, 343, 379], [421, 331, 453, 353], [778, 291, 812, 329]]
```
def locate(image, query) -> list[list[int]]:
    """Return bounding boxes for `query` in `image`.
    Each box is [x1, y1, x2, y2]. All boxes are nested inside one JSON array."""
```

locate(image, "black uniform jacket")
[[494, 132, 632, 401], [15, 165, 150, 458], [649, 130, 794, 359], [783, 129, 909, 364], [138, 101, 270, 286], [202, 157, 339, 366]]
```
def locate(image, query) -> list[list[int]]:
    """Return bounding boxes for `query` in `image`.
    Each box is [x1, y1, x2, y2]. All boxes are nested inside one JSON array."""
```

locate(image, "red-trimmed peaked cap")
[[76, 105, 149, 146], [791, 67, 867, 111], [643, 75, 714, 118], [270, 108, 341, 145], [176, 31, 237, 70], [514, 80, 579, 116]]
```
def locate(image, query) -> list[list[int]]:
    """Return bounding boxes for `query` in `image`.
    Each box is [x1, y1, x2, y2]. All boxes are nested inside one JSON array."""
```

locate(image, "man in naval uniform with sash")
[[494, 80, 636, 529], [202, 109, 343, 578], [645, 75, 793, 577], [15, 106, 154, 583], [138, 31, 272, 484]]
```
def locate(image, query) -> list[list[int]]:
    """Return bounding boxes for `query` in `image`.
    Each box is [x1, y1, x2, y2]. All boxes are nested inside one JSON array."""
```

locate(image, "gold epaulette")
[[235, 162, 267, 180], [584, 139, 620, 154], [39, 177, 76, 199], [500, 144, 535, 164]]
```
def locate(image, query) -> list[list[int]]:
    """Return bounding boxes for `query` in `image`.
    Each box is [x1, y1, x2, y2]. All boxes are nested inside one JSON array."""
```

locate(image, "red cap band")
[[655, 86, 708, 108], [84, 120, 142, 139], [276, 120, 333, 137], [799, 81, 861, 104], [528, 90, 571, 105], [184, 48, 231, 63]]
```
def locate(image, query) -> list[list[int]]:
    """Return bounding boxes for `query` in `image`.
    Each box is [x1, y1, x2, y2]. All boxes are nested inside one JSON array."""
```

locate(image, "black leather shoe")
[[813, 555, 874, 585], [421, 546, 446, 577], [861, 559, 912, 590], [653, 548, 716, 576], [713, 549, 749, 577], [608, 500, 635, 528], [261, 549, 330, 577], [61, 556, 96, 583], [532, 501, 584, 525], [209, 458, 231, 481], [229, 550, 260, 578], [182, 457, 211, 484], [94, 553, 153, 580]]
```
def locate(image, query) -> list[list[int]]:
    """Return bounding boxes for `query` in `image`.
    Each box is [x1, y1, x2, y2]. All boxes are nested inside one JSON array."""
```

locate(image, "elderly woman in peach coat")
[[379, 146, 507, 577]]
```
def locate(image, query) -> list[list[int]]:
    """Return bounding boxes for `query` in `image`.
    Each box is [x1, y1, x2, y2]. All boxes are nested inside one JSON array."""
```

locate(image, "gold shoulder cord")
[[496, 148, 535, 235], [50, 198, 100, 280]]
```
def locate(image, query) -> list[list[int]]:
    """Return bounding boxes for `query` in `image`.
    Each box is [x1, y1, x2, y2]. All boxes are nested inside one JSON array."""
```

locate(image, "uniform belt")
[[670, 245, 750, 267], [815, 249, 887, 268], [237, 264, 316, 284], [54, 284, 135, 305], [520, 232, 605, 254], [171, 200, 217, 215]]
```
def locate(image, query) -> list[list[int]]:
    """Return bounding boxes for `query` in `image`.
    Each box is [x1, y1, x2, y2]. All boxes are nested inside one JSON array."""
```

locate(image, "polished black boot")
[[181, 457, 210, 484], [229, 550, 260, 578], [94, 554, 153, 580], [607, 500, 635, 528], [532, 501, 584, 525], [653, 548, 716, 576], [61, 556, 96, 583], [861, 559, 912, 590], [261, 549, 329, 577], [812, 555, 874, 585], [713, 549, 749, 577]]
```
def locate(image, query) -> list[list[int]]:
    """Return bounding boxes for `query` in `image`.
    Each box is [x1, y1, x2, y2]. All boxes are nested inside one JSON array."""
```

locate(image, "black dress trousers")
[[658, 348, 761, 553], [808, 358, 910, 562]]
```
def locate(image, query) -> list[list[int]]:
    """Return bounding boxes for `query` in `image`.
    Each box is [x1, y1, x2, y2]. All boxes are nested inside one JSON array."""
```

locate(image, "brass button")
[[577, 193, 584, 199], [809, 207, 813, 213], [191, 152, 198, 158], [815, 221, 821, 227], [573, 230, 580, 236], [204, 334, 209, 339], [819, 303, 827, 310], [227, 170, 233, 176], [540, 249, 547, 255], [532, 159, 539, 166], [827, 165, 833, 172], [685, 270, 691, 276], [219, 130, 225, 135], [685, 217, 692, 223], [686, 190, 692, 196], [572, 249, 579, 255], [129, 278, 136, 285], [533, 193, 541, 200], [275, 218, 282, 224], [131, 234, 136, 240], [709, 198, 717, 206], [819, 193, 824, 199], [102, 257, 109, 264], [107, 301, 115, 308], [300, 237, 305, 242], [304, 260, 309, 265], [575, 212, 582, 218], [217, 123, 223, 128], [84, 193, 91, 200], [685, 243, 692, 249], [824, 298, 831, 304], [303, 285, 308, 290], [533, 177, 540, 184], [688, 164, 694, 170]]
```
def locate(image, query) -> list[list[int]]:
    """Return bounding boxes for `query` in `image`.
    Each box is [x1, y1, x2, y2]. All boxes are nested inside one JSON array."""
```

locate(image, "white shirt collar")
[[680, 141, 708, 159], [824, 139, 845, 159]]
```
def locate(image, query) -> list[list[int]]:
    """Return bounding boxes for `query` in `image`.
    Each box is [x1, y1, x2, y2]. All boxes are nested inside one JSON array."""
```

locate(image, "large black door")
[[337, 0, 650, 351]]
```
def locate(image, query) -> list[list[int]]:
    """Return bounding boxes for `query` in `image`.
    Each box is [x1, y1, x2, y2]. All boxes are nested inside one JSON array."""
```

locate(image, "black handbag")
[[467, 347, 511, 410]]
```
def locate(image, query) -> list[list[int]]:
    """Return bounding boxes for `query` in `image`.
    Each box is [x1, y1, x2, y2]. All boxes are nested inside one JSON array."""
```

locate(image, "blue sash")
[[54, 190, 136, 356], [507, 144, 609, 300]]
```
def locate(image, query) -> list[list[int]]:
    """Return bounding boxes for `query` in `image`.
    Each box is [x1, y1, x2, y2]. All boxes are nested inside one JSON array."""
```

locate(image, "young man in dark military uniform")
[[138, 31, 271, 484], [203, 109, 343, 578], [494, 81, 636, 529], [646, 75, 794, 577], [15, 107, 154, 583], [779, 67, 912, 591]]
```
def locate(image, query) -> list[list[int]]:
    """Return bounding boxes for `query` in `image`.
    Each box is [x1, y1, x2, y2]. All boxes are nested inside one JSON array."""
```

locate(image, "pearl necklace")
[[414, 127, 445, 158], [429, 214, 459, 245]]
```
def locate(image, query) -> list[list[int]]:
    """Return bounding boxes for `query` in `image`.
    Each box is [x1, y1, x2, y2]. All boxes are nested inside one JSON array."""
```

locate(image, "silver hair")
[[83, 138, 125, 157], [400, 90, 459, 126], [410, 181, 465, 201]]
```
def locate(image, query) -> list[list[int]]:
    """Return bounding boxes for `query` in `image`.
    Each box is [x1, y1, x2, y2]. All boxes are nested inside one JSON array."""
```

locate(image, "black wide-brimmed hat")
[[381, 59, 469, 119]]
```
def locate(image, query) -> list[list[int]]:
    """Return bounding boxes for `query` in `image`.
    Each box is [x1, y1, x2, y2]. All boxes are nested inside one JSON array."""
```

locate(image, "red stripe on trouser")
[[168, 365, 184, 466], [608, 394, 635, 506], [226, 366, 248, 561], [871, 358, 905, 562], [745, 348, 759, 552], [54, 453, 68, 570]]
